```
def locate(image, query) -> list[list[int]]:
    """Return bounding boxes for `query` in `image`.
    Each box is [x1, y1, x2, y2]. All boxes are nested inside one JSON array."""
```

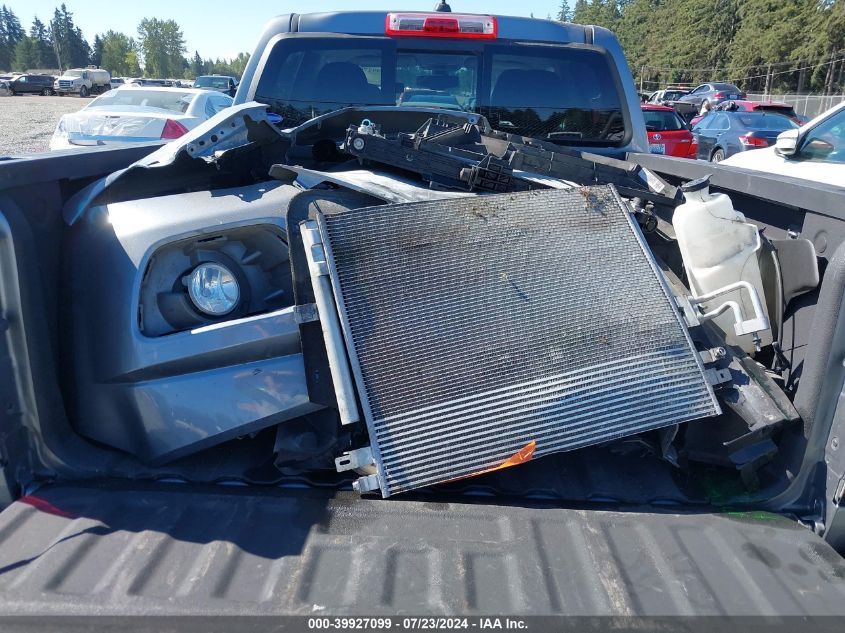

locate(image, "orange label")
[[445, 441, 536, 484]]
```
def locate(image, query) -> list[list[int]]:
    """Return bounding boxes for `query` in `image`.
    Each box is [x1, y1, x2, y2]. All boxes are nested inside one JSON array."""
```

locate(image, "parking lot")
[[0, 95, 87, 156]]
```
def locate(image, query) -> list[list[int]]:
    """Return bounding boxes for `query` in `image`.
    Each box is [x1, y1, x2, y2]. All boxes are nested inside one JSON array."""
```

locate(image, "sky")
[[11, 1, 559, 60]]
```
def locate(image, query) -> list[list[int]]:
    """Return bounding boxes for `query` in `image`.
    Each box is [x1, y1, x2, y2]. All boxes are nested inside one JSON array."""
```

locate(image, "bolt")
[[832, 437, 840, 451], [714, 347, 727, 359], [352, 137, 365, 151]]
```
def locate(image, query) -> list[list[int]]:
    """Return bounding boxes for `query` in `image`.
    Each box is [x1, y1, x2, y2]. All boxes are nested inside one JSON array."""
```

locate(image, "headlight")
[[187, 263, 240, 316]]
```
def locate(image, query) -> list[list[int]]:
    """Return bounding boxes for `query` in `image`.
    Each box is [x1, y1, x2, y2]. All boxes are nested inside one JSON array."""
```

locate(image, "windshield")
[[65, 70, 84, 78], [713, 83, 741, 92], [196, 76, 231, 89], [254, 37, 627, 145], [86, 89, 196, 113], [662, 90, 686, 101], [738, 113, 798, 131], [643, 109, 686, 132]]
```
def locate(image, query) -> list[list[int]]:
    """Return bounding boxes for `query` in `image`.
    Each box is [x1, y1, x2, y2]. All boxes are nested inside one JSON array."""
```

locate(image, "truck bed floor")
[[0, 482, 842, 616]]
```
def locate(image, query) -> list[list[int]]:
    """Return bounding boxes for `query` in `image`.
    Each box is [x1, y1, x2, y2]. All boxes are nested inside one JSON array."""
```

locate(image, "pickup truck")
[[1, 9, 845, 626]]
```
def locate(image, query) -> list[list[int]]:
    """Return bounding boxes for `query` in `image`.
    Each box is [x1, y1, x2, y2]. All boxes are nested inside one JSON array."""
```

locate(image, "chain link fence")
[[746, 93, 845, 119]]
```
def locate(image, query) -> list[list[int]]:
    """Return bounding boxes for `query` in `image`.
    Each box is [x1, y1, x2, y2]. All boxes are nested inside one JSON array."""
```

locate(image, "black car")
[[194, 75, 238, 97], [692, 110, 799, 162], [7, 73, 55, 95]]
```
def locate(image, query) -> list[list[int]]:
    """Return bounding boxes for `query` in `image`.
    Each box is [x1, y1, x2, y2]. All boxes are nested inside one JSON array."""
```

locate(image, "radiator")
[[317, 186, 720, 497]]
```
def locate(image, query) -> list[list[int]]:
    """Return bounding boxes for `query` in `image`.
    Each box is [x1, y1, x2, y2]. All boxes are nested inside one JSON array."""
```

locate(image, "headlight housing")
[[187, 263, 240, 316]]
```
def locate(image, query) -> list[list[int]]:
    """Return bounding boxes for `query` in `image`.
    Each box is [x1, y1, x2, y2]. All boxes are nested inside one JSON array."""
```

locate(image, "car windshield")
[[65, 70, 84, 78], [254, 37, 627, 145], [643, 109, 685, 131], [86, 89, 195, 113], [196, 77, 231, 89], [714, 83, 741, 92], [737, 113, 798, 131], [662, 90, 686, 101]]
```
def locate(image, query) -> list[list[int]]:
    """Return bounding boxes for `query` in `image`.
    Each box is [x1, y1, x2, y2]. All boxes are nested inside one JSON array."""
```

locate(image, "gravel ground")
[[0, 94, 89, 157]]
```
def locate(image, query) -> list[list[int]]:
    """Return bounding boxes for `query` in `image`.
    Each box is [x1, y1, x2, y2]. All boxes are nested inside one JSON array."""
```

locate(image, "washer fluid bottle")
[[672, 175, 771, 353]]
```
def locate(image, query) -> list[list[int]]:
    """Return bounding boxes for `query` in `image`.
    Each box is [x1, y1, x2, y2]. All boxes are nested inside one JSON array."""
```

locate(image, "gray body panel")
[[0, 484, 843, 616], [65, 181, 320, 462]]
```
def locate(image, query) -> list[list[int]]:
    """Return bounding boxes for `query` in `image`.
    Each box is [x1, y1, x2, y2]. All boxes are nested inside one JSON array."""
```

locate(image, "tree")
[[50, 3, 90, 69], [557, 1, 572, 21], [90, 33, 103, 67], [137, 17, 186, 78], [0, 5, 25, 71], [29, 17, 57, 69], [191, 50, 204, 77], [727, 0, 808, 92], [572, 0, 619, 29], [614, 0, 661, 85], [100, 30, 134, 75], [12, 36, 35, 71], [124, 47, 142, 77]]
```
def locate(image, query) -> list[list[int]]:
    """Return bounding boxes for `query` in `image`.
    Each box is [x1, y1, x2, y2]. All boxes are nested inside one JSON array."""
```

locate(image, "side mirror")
[[775, 129, 799, 157]]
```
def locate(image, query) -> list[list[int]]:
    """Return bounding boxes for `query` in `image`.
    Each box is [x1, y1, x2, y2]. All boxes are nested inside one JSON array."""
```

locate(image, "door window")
[[710, 113, 730, 130], [798, 108, 845, 163]]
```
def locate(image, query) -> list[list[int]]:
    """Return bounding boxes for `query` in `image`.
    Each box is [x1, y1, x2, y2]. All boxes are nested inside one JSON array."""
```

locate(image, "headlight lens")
[[187, 263, 240, 316]]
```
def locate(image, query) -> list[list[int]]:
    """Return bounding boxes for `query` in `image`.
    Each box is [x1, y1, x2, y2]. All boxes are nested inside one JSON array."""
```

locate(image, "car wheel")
[[711, 148, 725, 163], [41, 88, 51, 96], [9, 89, 15, 96], [79, 86, 89, 98]]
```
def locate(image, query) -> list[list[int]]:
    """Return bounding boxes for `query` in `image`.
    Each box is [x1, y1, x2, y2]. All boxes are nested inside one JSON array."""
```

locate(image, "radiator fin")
[[320, 186, 719, 496]]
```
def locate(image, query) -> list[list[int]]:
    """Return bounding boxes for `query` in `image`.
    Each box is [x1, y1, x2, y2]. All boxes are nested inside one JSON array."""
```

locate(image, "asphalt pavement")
[[0, 94, 88, 156]]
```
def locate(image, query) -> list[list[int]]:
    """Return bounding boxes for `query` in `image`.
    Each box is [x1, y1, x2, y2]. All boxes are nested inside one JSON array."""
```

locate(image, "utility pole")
[[797, 59, 806, 94], [640, 65, 645, 93], [764, 63, 773, 100], [823, 51, 836, 96], [837, 56, 844, 95]]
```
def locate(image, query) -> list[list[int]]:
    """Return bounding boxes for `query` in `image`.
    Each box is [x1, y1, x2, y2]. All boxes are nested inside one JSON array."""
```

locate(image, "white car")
[[721, 101, 845, 188], [49, 87, 233, 150]]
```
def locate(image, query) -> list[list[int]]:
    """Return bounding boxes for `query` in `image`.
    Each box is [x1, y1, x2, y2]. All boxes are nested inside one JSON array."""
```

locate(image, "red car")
[[641, 104, 695, 158]]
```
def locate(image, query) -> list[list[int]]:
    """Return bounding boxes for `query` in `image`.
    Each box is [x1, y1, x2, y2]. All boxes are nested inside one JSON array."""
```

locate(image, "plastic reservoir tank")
[[672, 176, 772, 353]]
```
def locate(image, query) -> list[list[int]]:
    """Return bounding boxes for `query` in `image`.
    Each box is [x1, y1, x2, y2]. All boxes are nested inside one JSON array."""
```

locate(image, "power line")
[[641, 49, 845, 77], [640, 52, 845, 88]]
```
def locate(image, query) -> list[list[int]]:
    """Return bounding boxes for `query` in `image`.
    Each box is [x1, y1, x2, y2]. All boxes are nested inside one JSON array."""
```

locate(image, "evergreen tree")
[[557, 1, 572, 21], [727, 0, 808, 92], [0, 5, 25, 71], [50, 4, 90, 69], [91, 33, 103, 67], [13, 36, 36, 71], [191, 50, 204, 77], [30, 17, 57, 69]]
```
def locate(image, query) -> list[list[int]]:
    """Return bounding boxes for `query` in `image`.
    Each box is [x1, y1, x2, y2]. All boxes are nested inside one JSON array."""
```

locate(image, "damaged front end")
[[60, 105, 813, 500]]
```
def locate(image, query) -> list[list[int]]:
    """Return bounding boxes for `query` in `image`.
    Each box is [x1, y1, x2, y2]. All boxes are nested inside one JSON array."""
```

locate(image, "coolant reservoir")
[[673, 176, 772, 353]]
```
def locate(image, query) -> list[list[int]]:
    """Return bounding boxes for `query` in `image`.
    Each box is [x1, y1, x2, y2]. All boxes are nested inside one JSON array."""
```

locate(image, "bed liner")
[[0, 482, 842, 616]]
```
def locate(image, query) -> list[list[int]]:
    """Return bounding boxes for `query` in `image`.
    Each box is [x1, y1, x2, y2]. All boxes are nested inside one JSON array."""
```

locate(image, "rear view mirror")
[[775, 129, 799, 157]]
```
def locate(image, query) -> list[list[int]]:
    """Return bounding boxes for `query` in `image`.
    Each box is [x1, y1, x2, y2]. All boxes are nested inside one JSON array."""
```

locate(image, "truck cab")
[[235, 10, 649, 155], [54, 66, 111, 97]]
